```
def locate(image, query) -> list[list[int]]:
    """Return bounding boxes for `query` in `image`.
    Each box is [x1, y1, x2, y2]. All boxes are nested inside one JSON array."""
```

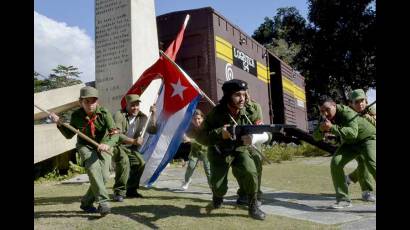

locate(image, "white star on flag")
[[170, 78, 187, 100]]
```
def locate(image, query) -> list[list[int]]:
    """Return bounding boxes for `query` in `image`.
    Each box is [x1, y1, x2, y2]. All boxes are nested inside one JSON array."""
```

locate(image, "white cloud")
[[34, 11, 95, 83]]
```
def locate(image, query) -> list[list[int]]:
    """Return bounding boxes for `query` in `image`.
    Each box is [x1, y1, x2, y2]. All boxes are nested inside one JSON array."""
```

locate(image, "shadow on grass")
[[144, 186, 213, 196], [35, 196, 82, 205], [34, 210, 103, 221], [34, 194, 248, 228], [112, 203, 248, 229], [262, 192, 336, 201]]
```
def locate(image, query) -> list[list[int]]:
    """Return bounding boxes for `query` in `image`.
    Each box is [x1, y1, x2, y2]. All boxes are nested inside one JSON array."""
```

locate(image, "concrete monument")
[[95, 0, 161, 114]]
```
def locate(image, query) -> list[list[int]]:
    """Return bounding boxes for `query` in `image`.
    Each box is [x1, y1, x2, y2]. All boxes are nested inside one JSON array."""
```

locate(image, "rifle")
[[226, 124, 338, 155], [161, 50, 272, 164], [226, 124, 296, 141], [283, 126, 338, 154]]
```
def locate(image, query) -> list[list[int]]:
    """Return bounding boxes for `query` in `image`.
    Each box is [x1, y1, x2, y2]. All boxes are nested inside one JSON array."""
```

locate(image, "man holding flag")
[[111, 94, 158, 201]]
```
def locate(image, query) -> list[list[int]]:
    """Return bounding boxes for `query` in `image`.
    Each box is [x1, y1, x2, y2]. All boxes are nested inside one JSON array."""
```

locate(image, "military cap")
[[350, 89, 366, 102], [125, 94, 141, 104], [222, 79, 248, 96], [80, 86, 98, 99]]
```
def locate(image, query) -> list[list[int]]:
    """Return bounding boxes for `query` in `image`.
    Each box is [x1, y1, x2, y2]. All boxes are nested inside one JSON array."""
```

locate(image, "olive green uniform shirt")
[[197, 100, 271, 151], [113, 110, 157, 145], [57, 105, 119, 147], [313, 104, 376, 145]]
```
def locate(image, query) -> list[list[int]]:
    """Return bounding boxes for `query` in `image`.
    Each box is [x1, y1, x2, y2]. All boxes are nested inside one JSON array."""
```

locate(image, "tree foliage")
[[34, 65, 83, 93], [252, 7, 306, 66], [252, 1, 376, 119]]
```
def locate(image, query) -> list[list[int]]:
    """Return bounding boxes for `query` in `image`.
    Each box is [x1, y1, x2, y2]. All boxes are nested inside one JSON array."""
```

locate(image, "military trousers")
[[208, 147, 259, 198], [184, 150, 211, 185], [331, 139, 376, 201], [77, 144, 111, 206], [112, 145, 145, 196], [233, 149, 263, 199], [348, 155, 375, 192]]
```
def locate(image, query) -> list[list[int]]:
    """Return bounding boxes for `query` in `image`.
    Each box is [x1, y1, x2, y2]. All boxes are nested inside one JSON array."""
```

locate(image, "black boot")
[[213, 196, 223, 208], [248, 196, 265, 220], [126, 190, 144, 198], [97, 202, 111, 217], [237, 195, 262, 207], [236, 195, 249, 206]]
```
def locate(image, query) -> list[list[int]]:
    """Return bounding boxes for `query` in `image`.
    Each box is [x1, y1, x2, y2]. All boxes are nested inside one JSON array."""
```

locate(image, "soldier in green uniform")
[[345, 89, 376, 202], [49, 86, 119, 216], [197, 79, 271, 220], [181, 109, 211, 190], [313, 95, 376, 209], [234, 96, 264, 207], [111, 94, 157, 201]]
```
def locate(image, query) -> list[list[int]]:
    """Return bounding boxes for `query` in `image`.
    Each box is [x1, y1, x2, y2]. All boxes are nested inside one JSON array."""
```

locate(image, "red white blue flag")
[[139, 55, 201, 186], [119, 15, 201, 186]]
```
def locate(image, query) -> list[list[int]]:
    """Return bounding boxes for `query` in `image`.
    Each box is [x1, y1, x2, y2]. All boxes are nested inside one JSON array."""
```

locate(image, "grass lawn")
[[34, 156, 374, 229]]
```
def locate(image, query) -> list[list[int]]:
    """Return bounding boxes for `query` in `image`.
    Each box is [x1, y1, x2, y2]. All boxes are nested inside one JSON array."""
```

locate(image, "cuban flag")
[[119, 15, 203, 186], [139, 55, 201, 186], [120, 14, 190, 110]]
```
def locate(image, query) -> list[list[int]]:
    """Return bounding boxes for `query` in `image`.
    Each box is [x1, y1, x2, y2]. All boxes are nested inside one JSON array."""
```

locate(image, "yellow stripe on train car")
[[282, 77, 306, 102], [215, 36, 233, 63], [257, 62, 269, 83]]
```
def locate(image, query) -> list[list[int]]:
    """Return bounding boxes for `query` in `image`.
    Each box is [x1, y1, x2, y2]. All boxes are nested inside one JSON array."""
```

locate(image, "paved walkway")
[[62, 158, 375, 229]]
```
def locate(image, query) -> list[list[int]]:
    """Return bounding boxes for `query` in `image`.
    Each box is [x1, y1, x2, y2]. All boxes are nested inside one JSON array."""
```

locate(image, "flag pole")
[[159, 50, 272, 164], [34, 104, 113, 155], [139, 81, 164, 138]]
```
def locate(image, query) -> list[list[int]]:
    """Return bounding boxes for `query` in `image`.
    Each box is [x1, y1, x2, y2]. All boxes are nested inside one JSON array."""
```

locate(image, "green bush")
[[69, 161, 86, 174], [262, 141, 330, 163], [296, 141, 330, 157], [34, 161, 86, 184]]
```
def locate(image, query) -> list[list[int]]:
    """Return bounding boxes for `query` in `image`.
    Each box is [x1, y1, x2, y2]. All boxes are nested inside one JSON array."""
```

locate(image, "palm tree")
[[51, 65, 82, 79]]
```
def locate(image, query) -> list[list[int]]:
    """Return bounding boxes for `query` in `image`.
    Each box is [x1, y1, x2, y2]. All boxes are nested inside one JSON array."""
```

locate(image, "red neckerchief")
[[82, 114, 98, 138]]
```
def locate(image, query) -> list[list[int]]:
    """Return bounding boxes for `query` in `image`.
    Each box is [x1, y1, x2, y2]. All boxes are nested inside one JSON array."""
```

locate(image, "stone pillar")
[[95, 0, 161, 115]]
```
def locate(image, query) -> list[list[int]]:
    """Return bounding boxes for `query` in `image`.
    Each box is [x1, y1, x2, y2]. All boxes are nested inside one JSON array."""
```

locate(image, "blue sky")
[[34, 0, 309, 40], [34, 0, 309, 83], [34, 0, 375, 101]]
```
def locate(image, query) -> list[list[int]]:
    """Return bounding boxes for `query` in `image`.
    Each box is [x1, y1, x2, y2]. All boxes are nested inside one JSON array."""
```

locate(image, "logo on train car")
[[225, 63, 234, 80], [215, 35, 269, 83], [232, 47, 257, 76]]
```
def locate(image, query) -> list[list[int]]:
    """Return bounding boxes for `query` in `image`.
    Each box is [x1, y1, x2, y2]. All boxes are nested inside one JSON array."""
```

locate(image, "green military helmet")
[[350, 89, 366, 102], [125, 94, 141, 104], [80, 86, 98, 99]]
